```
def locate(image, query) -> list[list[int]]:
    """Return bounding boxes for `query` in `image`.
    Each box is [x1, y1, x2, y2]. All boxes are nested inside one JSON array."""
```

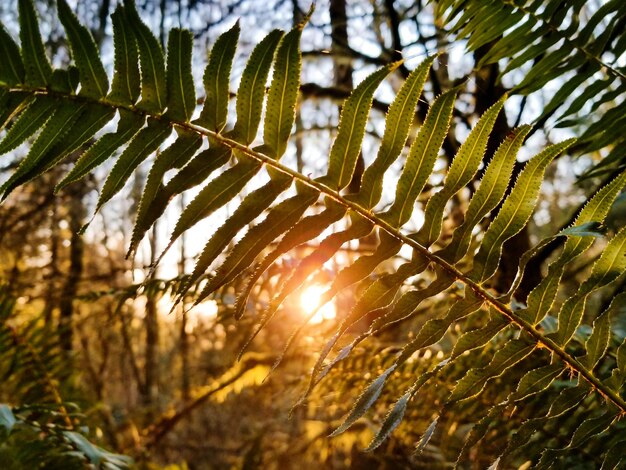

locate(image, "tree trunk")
[[42, 200, 59, 327], [179, 195, 190, 401], [143, 224, 159, 410], [59, 190, 86, 354]]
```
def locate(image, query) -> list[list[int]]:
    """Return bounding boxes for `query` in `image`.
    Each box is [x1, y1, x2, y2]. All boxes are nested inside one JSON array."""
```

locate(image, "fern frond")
[[94, 119, 171, 214], [438, 124, 531, 263], [175, 173, 292, 303], [56, 110, 144, 191], [381, 87, 457, 228], [1, 1, 625, 464], [415, 94, 506, 247], [232, 29, 283, 144], [195, 22, 239, 132], [322, 64, 397, 190], [58, 0, 109, 99], [552, 225, 626, 345], [193, 188, 319, 306], [107, 5, 139, 105], [522, 170, 626, 325], [234, 199, 346, 319], [165, 28, 195, 122], [18, 0, 52, 87], [0, 24, 25, 85], [441, 0, 626, 175], [354, 55, 434, 209], [123, 0, 166, 113]]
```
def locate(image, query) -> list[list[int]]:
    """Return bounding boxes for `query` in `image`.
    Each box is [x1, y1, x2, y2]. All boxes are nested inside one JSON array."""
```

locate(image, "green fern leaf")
[[448, 338, 535, 403], [339, 258, 427, 334], [159, 147, 232, 199], [18, 0, 52, 87], [369, 270, 454, 332], [312, 278, 452, 398], [320, 231, 402, 306], [475, 18, 534, 66], [554, 225, 626, 345], [500, 384, 591, 459], [170, 159, 262, 244], [365, 391, 410, 451], [469, 138, 575, 283], [582, 311, 611, 371], [50, 66, 79, 93], [511, 364, 563, 402], [263, 25, 303, 159], [445, 0, 626, 177], [416, 95, 506, 246], [338, 363, 442, 445], [438, 125, 531, 263], [1, 102, 87, 198], [260, 216, 374, 324], [95, 119, 171, 212], [616, 339, 626, 387], [560, 222, 608, 238], [537, 73, 592, 124], [415, 416, 438, 454], [234, 199, 346, 319], [522, 170, 626, 324], [108, 5, 140, 105], [330, 365, 396, 436], [501, 34, 560, 77], [0, 25, 25, 85], [17, 103, 114, 186], [506, 220, 609, 286], [57, 110, 144, 191], [602, 440, 626, 470], [232, 29, 284, 144], [128, 131, 202, 255], [451, 313, 508, 358], [261, 226, 396, 369], [355, 56, 435, 208], [177, 173, 292, 301], [134, 147, 232, 242], [547, 383, 593, 417], [194, 188, 319, 304], [323, 63, 397, 190], [302, 259, 429, 401], [456, 361, 566, 464], [0, 96, 55, 156], [467, 9, 526, 53], [609, 294, 626, 390], [457, 405, 504, 465], [0, 92, 31, 132], [381, 87, 458, 227], [195, 22, 239, 132], [395, 293, 484, 366], [58, 0, 108, 99], [539, 409, 619, 466], [514, 48, 574, 96], [165, 28, 195, 122], [123, 0, 166, 113], [263, 202, 389, 322]]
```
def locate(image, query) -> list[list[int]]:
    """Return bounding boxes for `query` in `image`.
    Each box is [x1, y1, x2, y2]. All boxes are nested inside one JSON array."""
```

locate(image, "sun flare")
[[299, 284, 336, 324]]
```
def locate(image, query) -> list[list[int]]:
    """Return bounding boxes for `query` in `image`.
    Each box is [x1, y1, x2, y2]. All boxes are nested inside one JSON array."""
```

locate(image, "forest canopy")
[[0, 0, 625, 468]]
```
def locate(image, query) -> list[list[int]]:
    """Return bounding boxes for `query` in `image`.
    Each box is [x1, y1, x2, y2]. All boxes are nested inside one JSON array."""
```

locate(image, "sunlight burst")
[[300, 284, 336, 324]]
